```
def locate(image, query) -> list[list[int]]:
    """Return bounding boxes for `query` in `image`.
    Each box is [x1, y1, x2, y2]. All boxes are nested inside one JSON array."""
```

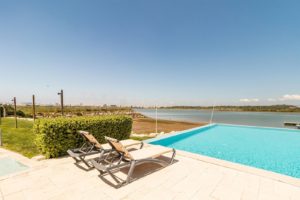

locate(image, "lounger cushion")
[[120, 139, 141, 147], [101, 143, 112, 150], [100, 139, 141, 151], [130, 145, 173, 160], [79, 131, 103, 149]]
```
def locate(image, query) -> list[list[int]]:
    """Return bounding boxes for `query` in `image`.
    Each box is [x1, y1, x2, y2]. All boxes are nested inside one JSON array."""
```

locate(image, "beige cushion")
[[79, 131, 103, 149], [120, 139, 142, 147], [101, 139, 141, 151], [79, 131, 141, 151], [106, 137, 133, 159], [101, 143, 112, 150], [129, 145, 173, 160]]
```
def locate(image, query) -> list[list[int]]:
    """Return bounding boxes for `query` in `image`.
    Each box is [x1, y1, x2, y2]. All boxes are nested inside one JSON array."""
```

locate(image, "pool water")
[[0, 157, 28, 177], [149, 124, 300, 178]]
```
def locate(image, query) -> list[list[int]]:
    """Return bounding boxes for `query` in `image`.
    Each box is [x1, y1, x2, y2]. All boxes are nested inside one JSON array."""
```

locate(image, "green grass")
[[130, 136, 153, 141], [0, 118, 39, 158]]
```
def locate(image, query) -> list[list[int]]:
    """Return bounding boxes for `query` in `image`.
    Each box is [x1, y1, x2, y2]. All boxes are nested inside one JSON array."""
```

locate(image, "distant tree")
[[4, 105, 14, 116], [16, 110, 25, 117]]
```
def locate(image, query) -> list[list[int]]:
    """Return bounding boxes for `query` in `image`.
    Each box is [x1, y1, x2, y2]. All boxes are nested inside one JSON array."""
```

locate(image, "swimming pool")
[[0, 157, 29, 177], [149, 124, 300, 178]]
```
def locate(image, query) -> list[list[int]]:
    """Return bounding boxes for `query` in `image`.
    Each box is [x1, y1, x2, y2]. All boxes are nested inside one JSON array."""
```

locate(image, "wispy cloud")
[[280, 94, 300, 101], [239, 98, 259, 103], [267, 98, 277, 102]]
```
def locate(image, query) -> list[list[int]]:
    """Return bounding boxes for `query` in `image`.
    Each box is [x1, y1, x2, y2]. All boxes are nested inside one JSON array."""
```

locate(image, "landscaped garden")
[[0, 115, 201, 159], [0, 116, 132, 158]]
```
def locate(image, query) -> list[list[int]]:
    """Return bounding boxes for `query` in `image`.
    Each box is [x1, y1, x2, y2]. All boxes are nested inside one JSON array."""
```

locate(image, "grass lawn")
[[0, 118, 39, 158], [129, 136, 153, 141]]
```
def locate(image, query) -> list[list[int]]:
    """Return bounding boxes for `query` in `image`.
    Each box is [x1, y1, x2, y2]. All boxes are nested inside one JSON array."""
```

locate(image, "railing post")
[[155, 106, 158, 133], [13, 97, 18, 128], [32, 95, 36, 120], [57, 90, 64, 116], [0, 129, 2, 146]]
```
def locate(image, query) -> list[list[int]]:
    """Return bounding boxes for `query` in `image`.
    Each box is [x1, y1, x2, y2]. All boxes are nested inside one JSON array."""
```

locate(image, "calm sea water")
[[136, 109, 300, 128]]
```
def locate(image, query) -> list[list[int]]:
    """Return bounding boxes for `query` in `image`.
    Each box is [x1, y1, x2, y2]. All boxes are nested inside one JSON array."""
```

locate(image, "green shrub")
[[16, 110, 25, 117], [34, 115, 132, 158], [25, 113, 33, 118]]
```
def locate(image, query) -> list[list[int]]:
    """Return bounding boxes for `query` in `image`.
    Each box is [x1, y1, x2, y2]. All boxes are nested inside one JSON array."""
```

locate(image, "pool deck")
[[1, 147, 300, 200]]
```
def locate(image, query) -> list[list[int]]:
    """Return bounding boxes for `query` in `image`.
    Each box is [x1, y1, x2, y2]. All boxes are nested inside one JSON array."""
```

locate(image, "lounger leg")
[[72, 156, 81, 163], [126, 161, 136, 184], [106, 168, 122, 185], [80, 156, 92, 168], [97, 151, 105, 162], [170, 149, 176, 164]]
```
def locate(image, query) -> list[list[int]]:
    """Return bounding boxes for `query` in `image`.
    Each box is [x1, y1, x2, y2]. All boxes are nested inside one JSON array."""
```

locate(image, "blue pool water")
[[149, 124, 300, 178], [0, 157, 28, 177]]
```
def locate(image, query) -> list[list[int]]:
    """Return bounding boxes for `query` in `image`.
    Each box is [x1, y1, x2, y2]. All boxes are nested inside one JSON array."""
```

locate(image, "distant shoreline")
[[161, 109, 300, 114], [137, 105, 300, 113]]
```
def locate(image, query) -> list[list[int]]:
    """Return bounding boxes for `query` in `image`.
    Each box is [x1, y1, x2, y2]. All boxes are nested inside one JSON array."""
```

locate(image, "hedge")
[[34, 115, 132, 158]]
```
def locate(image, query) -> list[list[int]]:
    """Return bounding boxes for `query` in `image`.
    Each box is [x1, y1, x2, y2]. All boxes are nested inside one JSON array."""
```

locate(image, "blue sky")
[[1, 0, 300, 106]]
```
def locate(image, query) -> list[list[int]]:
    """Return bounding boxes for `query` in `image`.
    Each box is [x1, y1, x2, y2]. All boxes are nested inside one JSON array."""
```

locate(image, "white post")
[[155, 106, 158, 133], [0, 129, 2, 146], [3, 106, 6, 117], [210, 102, 215, 124]]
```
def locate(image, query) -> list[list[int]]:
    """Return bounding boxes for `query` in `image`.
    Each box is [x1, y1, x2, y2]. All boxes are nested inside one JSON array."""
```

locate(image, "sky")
[[0, 0, 300, 106]]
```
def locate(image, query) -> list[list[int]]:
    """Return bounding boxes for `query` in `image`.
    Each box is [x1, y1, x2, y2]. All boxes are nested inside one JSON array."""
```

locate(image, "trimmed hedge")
[[34, 115, 132, 158]]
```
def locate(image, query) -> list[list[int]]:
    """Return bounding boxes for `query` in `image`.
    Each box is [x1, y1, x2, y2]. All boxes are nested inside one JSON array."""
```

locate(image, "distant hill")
[[158, 105, 300, 112]]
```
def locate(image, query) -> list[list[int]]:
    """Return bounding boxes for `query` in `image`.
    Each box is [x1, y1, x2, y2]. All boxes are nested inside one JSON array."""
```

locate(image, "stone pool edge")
[[145, 123, 300, 187]]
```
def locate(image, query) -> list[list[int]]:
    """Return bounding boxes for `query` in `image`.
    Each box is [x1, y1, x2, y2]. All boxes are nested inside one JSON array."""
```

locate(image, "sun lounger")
[[67, 131, 143, 167], [91, 136, 176, 186]]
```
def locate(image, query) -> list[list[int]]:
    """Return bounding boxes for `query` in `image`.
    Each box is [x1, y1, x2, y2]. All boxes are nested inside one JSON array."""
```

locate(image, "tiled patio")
[[1, 147, 300, 200]]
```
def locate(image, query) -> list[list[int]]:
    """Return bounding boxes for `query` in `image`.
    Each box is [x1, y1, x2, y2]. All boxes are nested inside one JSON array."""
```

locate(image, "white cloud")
[[280, 94, 300, 101], [239, 98, 259, 103], [267, 98, 277, 102]]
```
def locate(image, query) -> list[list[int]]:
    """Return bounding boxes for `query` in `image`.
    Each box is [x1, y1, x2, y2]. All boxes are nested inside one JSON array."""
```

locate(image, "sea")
[[136, 109, 300, 128]]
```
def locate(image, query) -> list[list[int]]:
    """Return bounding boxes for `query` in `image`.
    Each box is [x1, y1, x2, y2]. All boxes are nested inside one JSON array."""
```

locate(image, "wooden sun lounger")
[[91, 136, 176, 186], [67, 131, 143, 167]]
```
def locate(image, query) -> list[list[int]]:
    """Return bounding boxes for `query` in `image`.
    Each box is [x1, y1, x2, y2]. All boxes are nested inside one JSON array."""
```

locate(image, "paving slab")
[[1, 148, 300, 200]]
